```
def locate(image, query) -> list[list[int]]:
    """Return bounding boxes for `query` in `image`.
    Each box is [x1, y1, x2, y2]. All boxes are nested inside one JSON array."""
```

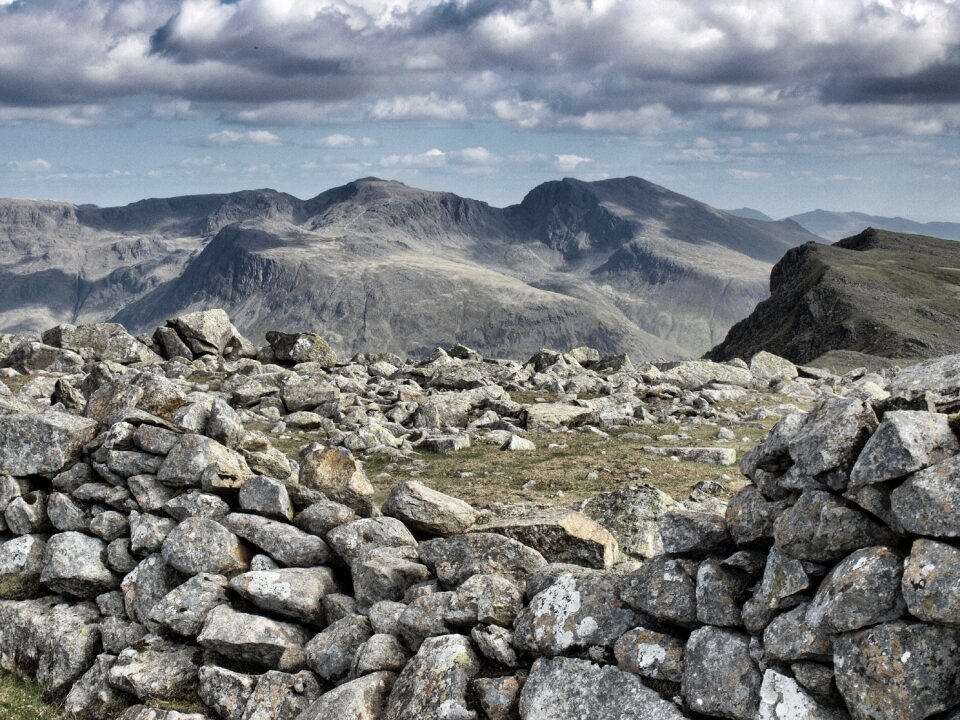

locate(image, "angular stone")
[[750, 351, 798, 383], [267, 330, 337, 366], [326, 517, 417, 566], [230, 568, 337, 625], [157, 434, 251, 488], [696, 559, 748, 627], [659, 509, 731, 555], [352, 633, 409, 676], [621, 557, 697, 628], [575, 485, 680, 559], [1, 340, 84, 373], [33, 601, 103, 698], [806, 546, 905, 633], [238, 475, 294, 522], [64, 654, 133, 720], [726, 486, 790, 548], [834, 621, 960, 720], [763, 603, 833, 663], [41, 531, 118, 598], [889, 352, 960, 412], [523, 403, 593, 432], [108, 635, 200, 703], [294, 499, 358, 537], [382, 480, 478, 536], [242, 670, 323, 720], [0, 410, 97, 476], [197, 665, 256, 720], [419, 532, 546, 588], [161, 517, 250, 576], [787, 397, 878, 480], [850, 411, 959, 488], [129, 512, 178, 556], [221, 513, 333, 567], [149, 573, 229, 637], [122, 555, 187, 627], [902, 538, 960, 625], [163, 491, 230, 522], [774, 490, 895, 562], [453, 572, 523, 627], [168, 309, 248, 357], [642, 446, 737, 466], [891, 455, 960, 537], [683, 627, 762, 720], [351, 545, 432, 612], [296, 672, 395, 720], [519, 657, 685, 720], [742, 547, 813, 633], [474, 675, 524, 720], [0, 534, 45, 599], [305, 614, 372, 683], [758, 670, 847, 720], [383, 634, 479, 720], [614, 627, 685, 684], [474, 508, 618, 569], [197, 604, 309, 671], [299, 446, 374, 515]]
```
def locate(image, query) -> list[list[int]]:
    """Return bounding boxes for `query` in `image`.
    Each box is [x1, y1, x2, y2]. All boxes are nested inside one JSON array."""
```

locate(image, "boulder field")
[[0, 310, 958, 719]]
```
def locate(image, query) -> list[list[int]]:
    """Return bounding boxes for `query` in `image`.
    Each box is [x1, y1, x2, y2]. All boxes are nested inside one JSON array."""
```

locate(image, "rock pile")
[[0, 310, 957, 719]]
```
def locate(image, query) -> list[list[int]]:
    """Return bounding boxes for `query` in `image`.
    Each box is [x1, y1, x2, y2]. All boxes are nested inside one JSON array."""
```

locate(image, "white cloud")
[[370, 94, 468, 121], [152, 100, 201, 121], [379, 146, 501, 169], [555, 154, 593, 171], [315, 134, 379, 148], [728, 169, 772, 180], [6, 158, 52, 171], [561, 105, 685, 134], [205, 129, 281, 146], [491, 97, 550, 129]]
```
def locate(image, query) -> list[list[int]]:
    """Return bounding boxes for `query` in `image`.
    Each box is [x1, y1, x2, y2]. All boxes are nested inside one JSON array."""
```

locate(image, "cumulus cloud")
[[380, 145, 501, 169], [555, 154, 593, 171], [204, 129, 282, 146], [370, 93, 468, 121], [6, 158, 52, 171], [315, 134, 379, 148]]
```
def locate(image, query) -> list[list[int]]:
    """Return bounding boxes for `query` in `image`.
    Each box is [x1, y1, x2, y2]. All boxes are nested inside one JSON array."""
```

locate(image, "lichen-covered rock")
[[453, 572, 523, 627], [742, 547, 813, 633], [682, 627, 762, 720], [107, 635, 200, 703], [64, 654, 133, 720], [351, 546, 433, 611], [43, 322, 158, 364], [725, 487, 790, 548], [221, 513, 333, 567], [241, 670, 323, 720], [296, 671, 395, 720], [773, 490, 894, 562], [889, 352, 960, 412], [519, 657, 686, 719], [614, 627, 685, 684], [750, 351, 798, 383], [383, 634, 479, 720], [161, 517, 250, 576], [304, 614, 373, 683], [901, 538, 960, 625], [849, 410, 959, 488], [659, 509, 731, 555], [621, 557, 697, 628], [758, 670, 846, 720], [473, 675, 524, 720], [382, 480, 478, 536], [326, 517, 418, 567], [805, 546, 905, 633], [266, 330, 337, 366], [696, 559, 748, 627], [298, 445, 374, 515], [197, 665, 256, 720], [787, 397, 878, 482], [149, 573, 229, 637], [0, 534, 46, 599], [41, 532, 118, 598], [121, 555, 186, 627], [197, 604, 309, 671], [763, 603, 833, 663], [238, 475, 294, 522], [229, 568, 337, 625], [574, 484, 679, 559], [168, 310, 250, 358], [157, 434, 251, 489], [0, 410, 97, 476], [890, 455, 960, 537], [419, 532, 546, 589], [834, 621, 960, 720]]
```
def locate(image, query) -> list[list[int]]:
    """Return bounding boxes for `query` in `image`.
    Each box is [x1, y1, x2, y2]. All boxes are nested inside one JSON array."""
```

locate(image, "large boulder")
[[161, 517, 250, 576], [266, 330, 338, 366], [418, 533, 546, 588], [230, 568, 338, 625], [786, 396, 877, 484], [42, 323, 159, 364], [519, 656, 686, 719], [156, 434, 251, 489], [890, 455, 960, 537], [149, 573, 230, 637], [107, 635, 201, 703], [167, 309, 252, 358], [382, 634, 478, 720], [901, 538, 960, 625], [889, 352, 960, 412], [296, 671, 395, 720], [197, 604, 309, 671], [574, 484, 680, 559], [682, 627, 762, 720], [298, 446, 374, 515], [0, 535, 46, 599], [0, 410, 97, 476], [40, 531, 118, 598], [221, 513, 334, 567], [381, 481, 478, 536]]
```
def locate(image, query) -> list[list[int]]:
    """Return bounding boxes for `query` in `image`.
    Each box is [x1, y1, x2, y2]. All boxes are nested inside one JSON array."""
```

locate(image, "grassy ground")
[[0, 675, 61, 720]]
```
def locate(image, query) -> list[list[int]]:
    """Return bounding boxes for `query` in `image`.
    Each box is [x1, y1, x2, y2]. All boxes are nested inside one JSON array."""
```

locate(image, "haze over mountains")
[[726, 207, 960, 242], [0, 176, 817, 361]]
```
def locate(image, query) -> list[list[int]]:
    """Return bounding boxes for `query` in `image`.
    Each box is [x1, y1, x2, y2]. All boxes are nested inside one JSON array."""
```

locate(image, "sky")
[[2, 0, 960, 220]]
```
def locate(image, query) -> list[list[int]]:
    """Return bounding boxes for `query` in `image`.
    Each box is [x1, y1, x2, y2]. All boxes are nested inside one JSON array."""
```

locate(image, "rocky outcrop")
[[0, 311, 958, 719]]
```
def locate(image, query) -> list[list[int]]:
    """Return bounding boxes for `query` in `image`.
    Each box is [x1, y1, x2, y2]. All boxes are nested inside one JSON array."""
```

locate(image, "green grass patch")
[[0, 675, 62, 720]]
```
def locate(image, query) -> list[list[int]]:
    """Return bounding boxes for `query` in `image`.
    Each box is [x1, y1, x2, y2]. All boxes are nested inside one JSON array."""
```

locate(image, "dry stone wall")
[[0, 311, 958, 719]]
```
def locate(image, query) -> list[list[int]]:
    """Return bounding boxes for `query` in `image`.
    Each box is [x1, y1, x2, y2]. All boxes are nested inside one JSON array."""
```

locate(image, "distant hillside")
[[724, 207, 774, 222], [1, 176, 818, 360], [708, 228, 960, 364], [789, 209, 960, 242]]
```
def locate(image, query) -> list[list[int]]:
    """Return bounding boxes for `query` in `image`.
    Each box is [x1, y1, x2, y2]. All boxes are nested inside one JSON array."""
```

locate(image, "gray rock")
[[0, 534, 45, 599], [519, 656, 685, 720], [368, 601, 407, 636], [889, 352, 960, 412], [383, 634, 479, 720], [473, 675, 524, 720], [197, 665, 256, 720], [849, 411, 959, 488], [163, 491, 230, 522], [33, 601, 104, 698], [122, 555, 187, 626], [129, 512, 178, 556], [238, 475, 294, 522], [101, 616, 147, 655], [64, 654, 133, 720], [149, 573, 229, 637], [683, 627, 762, 720], [514, 568, 638, 655], [351, 545, 433, 611], [696, 559, 748, 627], [157, 434, 251, 488], [326, 517, 417, 566], [787, 397, 877, 482], [750, 351, 798, 383], [298, 445, 374, 515], [890, 455, 960, 537], [834, 621, 960, 720], [471, 624, 519, 668], [742, 547, 813, 633], [107, 635, 200, 703], [168, 309, 250, 357], [614, 627, 685, 683], [621, 557, 697, 628], [763, 603, 833, 663], [5, 491, 50, 535], [295, 671, 395, 720], [758, 670, 847, 720], [659, 509, 731, 555], [1, 340, 84, 373], [107, 539, 140, 573], [222, 513, 333, 567], [774, 490, 895, 562], [726, 486, 790, 548], [133, 425, 181, 456], [89, 510, 129, 541], [242, 670, 323, 720], [161, 517, 250, 576], [805, 546, 905, 633], [267, 330, 337, 366], [304, 614, 373, 683], [453, 572, 523, 627], [523, 403, 593, 432], [0, 410, 97, 476], [294, 500, 358, 537], [418, 532, 546, 588], [41, 531, 118, 598], [46, 493, 90, 532], [198, 604, 310, 671], [574, 484, 680, 559], [230, 568, 338, 625], [351, 633, 410, 676], [901, 538, 960, 625], [382, 480, 478, 536]]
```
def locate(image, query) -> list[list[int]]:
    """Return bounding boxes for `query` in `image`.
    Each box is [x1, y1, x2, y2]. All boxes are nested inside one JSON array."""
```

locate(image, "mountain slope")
[[1, 177, 819, 360], [707, 228, 960, 364], [788, 209, 960, 242], [724, 208, 774, 222]]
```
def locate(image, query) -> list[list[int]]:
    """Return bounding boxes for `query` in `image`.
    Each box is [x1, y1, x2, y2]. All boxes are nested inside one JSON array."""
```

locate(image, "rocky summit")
[[1, 310, 959, 719]]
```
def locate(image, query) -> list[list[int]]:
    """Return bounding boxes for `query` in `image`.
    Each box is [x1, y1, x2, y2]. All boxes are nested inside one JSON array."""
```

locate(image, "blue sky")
[[2, 0, 960, 220]]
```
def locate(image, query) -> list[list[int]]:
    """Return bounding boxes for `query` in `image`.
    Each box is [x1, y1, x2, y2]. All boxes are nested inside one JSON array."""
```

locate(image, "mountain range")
[[726, 207, 960, 242], [0, 176, 818, 361]]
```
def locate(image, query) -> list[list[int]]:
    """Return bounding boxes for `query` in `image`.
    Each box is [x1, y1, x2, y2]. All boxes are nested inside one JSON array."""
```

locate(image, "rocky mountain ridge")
[[708, 228, 960, 366], [0, 176, 818, 361], [1, 310, 959, 719]]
